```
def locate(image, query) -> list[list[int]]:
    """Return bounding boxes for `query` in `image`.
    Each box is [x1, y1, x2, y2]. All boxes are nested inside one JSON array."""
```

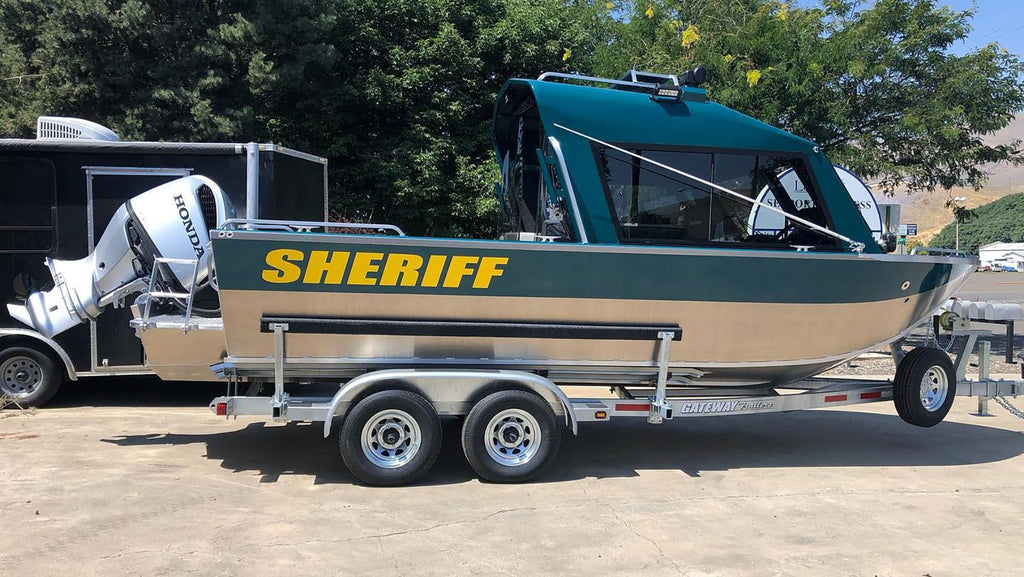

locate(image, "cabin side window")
[[0, 158, 57, 253], [595, 146, 837, 248], [497, 99, 578, 242], [499, 104, 545, 237]]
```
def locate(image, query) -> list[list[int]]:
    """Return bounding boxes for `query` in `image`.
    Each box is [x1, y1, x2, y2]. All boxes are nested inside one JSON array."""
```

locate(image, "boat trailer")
[[200, 313, 1024, 485]]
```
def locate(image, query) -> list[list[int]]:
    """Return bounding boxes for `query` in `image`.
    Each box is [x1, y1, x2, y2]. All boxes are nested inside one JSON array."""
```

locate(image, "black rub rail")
[[260, 316, 682, 341]]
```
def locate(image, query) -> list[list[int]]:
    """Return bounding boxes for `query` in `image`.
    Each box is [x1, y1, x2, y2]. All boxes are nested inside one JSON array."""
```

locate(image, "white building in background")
[[979, 242, 1024, 271]]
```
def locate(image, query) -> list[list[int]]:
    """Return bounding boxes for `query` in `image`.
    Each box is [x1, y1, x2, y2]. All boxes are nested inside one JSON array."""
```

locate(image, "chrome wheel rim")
[[484, 409, 542, 467], [920, 365, 949, 412], [1, 356, 43, 397], [360, 409, 421, 469]]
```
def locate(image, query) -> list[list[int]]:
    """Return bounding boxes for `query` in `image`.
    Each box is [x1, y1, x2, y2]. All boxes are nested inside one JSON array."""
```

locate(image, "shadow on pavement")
[[102, 409, 1024, 486], [49, 376, 229, 408]]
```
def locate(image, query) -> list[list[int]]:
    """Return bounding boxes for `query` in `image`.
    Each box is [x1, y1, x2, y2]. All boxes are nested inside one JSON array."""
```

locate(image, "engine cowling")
[[7, 175, 234, 338]]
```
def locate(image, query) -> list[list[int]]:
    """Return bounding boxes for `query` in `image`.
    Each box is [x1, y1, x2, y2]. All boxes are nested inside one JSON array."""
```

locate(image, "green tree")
[[931, 192, 1024, 253], [0, 0, 598, 237], [594, 0, 1024, 196]]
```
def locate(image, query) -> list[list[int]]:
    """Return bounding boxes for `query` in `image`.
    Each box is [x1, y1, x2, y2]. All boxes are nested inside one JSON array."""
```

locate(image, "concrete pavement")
[[3, 384, 1024, 577]]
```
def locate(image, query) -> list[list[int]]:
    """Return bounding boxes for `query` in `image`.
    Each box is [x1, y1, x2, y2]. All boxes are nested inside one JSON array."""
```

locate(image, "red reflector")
[[215, 402, 228, 416], [860, 391, 882, 400], [824, 394, 847, 403], [615, 403, 649, 412]]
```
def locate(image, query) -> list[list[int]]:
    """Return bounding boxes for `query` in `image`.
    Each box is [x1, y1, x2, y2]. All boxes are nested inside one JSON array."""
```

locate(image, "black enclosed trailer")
[[0, 136, 327, 404]]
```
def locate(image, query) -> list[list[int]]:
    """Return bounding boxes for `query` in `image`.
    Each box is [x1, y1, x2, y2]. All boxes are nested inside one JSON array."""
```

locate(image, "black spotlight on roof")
[[679, 66, 707, 87]]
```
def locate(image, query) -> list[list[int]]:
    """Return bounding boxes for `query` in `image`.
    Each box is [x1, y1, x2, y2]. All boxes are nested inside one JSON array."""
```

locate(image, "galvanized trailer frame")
[[206, 317, 1024, 433]]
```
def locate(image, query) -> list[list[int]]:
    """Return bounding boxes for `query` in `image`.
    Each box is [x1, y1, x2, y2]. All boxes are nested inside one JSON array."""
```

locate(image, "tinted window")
[[0, 158, 57, 253], [596, 147, 835, 248]]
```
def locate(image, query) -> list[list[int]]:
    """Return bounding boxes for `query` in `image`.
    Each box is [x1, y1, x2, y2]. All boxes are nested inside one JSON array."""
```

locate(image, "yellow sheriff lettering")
[[262, 248, 304, 283], [443, 255, 479, 288], [302, 250, 350, 284], [473, 256, 508, 289], [380, 253, 424, 286], [421, 254, 447, 287], [260, 249, 508, 289], [347, 252, 384, 285]]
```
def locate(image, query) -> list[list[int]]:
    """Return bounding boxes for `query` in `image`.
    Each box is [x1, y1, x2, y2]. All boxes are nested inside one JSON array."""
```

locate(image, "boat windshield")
[[595, 146, 838, 248]]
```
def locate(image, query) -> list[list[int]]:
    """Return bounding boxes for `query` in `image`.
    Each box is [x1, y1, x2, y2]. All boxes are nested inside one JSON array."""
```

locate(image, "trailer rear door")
[[85, 166, 192, 372]]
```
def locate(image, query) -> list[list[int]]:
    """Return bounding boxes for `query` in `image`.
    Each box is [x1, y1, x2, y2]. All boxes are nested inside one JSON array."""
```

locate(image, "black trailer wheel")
[[339, 390, 442, 487], [893, 347, 956, 427], [461, 390, 561, 483], [0, 345, 62, 408]]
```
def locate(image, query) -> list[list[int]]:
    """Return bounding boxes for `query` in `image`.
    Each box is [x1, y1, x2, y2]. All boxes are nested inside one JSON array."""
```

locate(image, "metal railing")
[[219, 218, 405, 236], [139, 257, 200, 332], [537, 71, 677, 90]]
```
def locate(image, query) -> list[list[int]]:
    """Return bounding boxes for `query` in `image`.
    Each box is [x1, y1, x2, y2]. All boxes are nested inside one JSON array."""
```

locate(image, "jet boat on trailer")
[[203, 69, 975, 388]]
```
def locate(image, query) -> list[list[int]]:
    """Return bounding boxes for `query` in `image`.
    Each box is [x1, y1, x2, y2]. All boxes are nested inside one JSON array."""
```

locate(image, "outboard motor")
[[8, 175, 234, 338]]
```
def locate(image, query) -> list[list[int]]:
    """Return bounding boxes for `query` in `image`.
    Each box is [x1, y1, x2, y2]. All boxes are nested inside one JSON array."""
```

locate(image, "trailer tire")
[[339, 390, 442, 487], [893, 347, 956, 427], [0, 345, 62, 408], [461, 390, 560, 483]]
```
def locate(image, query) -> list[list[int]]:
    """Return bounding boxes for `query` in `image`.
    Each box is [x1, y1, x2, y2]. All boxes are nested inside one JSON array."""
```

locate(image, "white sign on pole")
[[748, 165, 883, 240]]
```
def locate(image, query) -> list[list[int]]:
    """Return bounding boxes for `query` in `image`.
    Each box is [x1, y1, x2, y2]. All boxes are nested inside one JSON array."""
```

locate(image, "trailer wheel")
[[0, 345, 62, 408], [339, 390, 442, 487], [461, 390, 560, 483], [893, 347, 956, 427]]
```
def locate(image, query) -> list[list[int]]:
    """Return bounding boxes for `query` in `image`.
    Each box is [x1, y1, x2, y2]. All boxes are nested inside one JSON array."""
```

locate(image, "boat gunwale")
[[212, 228, 979, 267]]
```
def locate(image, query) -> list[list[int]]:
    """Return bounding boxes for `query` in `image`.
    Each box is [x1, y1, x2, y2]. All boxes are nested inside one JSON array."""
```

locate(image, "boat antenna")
[[552, 123, 867, 253]]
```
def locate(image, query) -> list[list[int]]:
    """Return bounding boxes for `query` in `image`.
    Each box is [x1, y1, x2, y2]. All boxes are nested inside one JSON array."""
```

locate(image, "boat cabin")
[[492, 70, 879, 253]]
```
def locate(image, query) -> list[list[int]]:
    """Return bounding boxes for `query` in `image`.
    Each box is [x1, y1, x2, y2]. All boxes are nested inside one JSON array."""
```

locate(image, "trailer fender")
[[0, 328, 77, 381], [322, 369, 577, 438]]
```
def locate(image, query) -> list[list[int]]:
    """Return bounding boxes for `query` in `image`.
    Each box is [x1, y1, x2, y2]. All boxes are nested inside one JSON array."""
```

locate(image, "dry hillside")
[[881, 115, 1024, 243]]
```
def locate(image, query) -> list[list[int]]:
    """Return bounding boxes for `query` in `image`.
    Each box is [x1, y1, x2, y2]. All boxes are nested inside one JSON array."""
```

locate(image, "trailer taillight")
[[215, 402, 228, 416]]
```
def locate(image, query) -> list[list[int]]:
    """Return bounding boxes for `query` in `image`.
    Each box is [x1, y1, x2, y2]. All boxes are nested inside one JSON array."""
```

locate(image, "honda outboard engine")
[[8, 175, 234, 338]]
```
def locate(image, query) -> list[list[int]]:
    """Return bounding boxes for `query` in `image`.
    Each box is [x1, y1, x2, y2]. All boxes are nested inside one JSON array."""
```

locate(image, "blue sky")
[[942, 0, 1024, 56], [793, 1, 1024, 56]]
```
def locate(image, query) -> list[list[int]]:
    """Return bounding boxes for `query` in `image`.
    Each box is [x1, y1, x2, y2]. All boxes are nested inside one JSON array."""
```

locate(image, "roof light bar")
[[650, 86, 683, 102]]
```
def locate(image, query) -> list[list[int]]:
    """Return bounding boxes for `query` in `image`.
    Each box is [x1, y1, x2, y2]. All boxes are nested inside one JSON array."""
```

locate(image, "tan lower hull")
[[133, 320, 227, 381]]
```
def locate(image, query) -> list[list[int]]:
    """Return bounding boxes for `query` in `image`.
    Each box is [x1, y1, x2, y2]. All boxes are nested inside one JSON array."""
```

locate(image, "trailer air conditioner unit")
[[36, 116, 119, 141]]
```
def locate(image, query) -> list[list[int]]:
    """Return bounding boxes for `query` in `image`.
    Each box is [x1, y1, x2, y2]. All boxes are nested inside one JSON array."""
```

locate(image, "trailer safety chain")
[[993, 395, 1024, 420], [939, 333, 957, 353]]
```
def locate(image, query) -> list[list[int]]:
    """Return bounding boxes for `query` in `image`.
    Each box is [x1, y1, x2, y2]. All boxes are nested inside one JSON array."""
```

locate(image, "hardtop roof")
[[494, 78, 818, 160]]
